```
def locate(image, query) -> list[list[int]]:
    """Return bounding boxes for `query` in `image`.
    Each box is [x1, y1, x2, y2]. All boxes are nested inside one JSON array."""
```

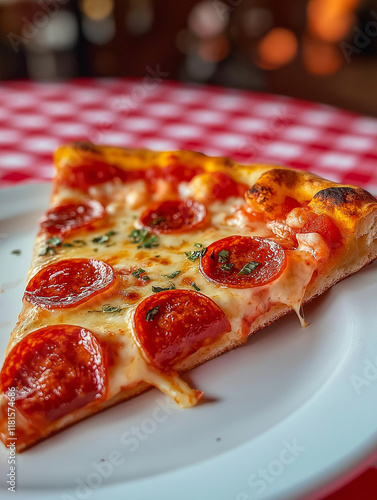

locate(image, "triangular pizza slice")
[[1, 142, 377, 451]]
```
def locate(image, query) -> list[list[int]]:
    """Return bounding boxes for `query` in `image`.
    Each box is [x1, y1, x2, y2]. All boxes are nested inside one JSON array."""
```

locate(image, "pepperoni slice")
[[134, 289, 231, 369], [162, 163, 204, 183], [24, 259, 116, 309], [40, 199, 105, 236], [0, 325, 107, 425], [200, 236, 286, 288], [144, 163, 204, 185], [139, 199, 207, 233], [57, 159, 144, 192]]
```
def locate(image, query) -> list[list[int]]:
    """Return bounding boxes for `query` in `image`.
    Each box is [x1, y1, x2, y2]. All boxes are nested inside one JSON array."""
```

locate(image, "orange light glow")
[[307, 0, 361, 42], [257, 28, 298, 69], [303, 38, 343, 75], [81, 0, 114, 21], [199, 35, 230, 62]]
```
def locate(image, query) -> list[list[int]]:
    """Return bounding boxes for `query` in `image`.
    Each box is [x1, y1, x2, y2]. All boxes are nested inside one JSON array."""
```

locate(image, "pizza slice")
[[1, 142, 377, 452]]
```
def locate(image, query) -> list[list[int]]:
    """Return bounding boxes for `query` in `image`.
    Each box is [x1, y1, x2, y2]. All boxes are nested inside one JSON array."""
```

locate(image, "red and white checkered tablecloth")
[[0, 78, 377, 192], [1, 78, 377, 500]]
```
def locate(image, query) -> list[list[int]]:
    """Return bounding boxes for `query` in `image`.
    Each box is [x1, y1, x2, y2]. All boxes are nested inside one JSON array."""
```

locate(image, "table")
[[0, 78, 377, 500]]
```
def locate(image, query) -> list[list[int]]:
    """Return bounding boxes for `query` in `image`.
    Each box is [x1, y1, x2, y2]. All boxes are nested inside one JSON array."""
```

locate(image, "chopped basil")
[[152, 283, 176, 293], [46, 236, 62, 246], [132, 268, 146, 278], [185, 247, 207, 261], [102, 304, 122, 313], [39, 237, 63, 256], [138, 234, 159, 249], [92, 235, 108, 244], [73, 239, 87, 246], [129, 229, 159, 249], [191, 282, 200, 291], [92, 231, 117, 245], [163, 270, 181, 279], [11, 249, 21, 255], [129, 228, 148, 242], [39, 236, 87, 256], [218, 250, 229, 263], [237, 261, 260, 276], [132, 268, 151, 281], [221, 262, 234, 272], [194, 242, 202, 248], [88, 304, 123, 313], [146, 305, 161, 322]]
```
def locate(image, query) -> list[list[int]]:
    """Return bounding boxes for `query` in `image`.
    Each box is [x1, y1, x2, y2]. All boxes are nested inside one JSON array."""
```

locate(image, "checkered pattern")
[[1, 78, 377, 500], [0, 78, 377, 193]]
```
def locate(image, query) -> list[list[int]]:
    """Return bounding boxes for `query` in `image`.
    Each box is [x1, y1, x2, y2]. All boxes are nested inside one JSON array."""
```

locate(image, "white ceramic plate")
[[1, 183, 377, 500]]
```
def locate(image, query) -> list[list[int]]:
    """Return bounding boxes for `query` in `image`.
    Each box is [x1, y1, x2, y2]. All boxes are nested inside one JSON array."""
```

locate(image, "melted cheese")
[[1, 179, 325, 445]]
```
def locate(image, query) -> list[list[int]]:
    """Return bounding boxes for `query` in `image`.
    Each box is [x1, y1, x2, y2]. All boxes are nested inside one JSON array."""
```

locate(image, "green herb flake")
[[152, 283, 176, 293], [39, 236, 63, 256], [221, 262, 234, 272], [218, 250, 229, 263], [138, 234, 159, 249], [92, 235, 109, 244], [129, 229, 159, 249], [194, 243, 203, 248], [132, 268, 146, 278], [46, 237, 62, 247], [92, 231, 117, 245], [185, 247, 207, 262], [163, 270, 181, 279], [237, 261, 260, 276], [191, 282, 200, 291], [88, 304, 123, 313], [11, 249, 21, 255], [101, 304, 122, 313], [132, 268, 151, 282], [146, 305, 161, 322], [73, 239, 87, 246], [129, 229, 149, 243]]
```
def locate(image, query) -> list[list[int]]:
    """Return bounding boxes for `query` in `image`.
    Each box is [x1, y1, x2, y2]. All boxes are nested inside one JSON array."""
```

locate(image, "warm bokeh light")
[[188, 0, 228, 38], [198, 35, 230, 62], [257, 28, 298, 69], [81, 0, 114, 21], [303, 38, 343, 75], [307, 0, 361, 42]]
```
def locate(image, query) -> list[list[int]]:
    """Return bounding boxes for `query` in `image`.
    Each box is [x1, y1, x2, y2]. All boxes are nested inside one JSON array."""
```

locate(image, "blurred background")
[[0, 0, 377, 116]]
